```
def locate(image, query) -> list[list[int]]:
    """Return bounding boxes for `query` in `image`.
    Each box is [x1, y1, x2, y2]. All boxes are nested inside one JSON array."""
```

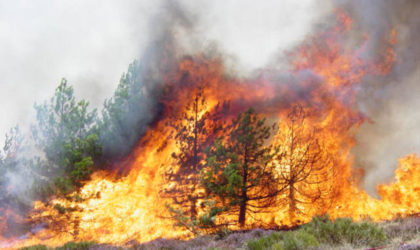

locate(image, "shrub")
[[55, 241, 95, 250], [281, 231, 319, 250], [246, 231, 319, 250], [246, 216, 387, 249], [20, 245, 48, 250], [382, 216, 420, 241], [246, 232, 283, 250], [301, 215, 387, 247], [214, 227, 232, 240]]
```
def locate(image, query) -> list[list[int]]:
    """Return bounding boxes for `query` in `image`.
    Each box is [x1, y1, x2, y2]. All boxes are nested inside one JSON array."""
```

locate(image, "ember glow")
[[1, 8, 419, 249]]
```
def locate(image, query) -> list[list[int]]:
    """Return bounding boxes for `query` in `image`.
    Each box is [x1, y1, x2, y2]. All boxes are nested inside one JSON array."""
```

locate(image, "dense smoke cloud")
[[339, 0, 420, 194], [156, 0, 420, 199], [0, 0, 322, 214], [98, 0, 198, 160], [0, 0, 322, 142], [97, 0, 325, 159]]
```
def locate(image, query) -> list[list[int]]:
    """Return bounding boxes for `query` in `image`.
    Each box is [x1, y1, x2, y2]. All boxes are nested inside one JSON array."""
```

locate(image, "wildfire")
[[1, 9, 418, 249]]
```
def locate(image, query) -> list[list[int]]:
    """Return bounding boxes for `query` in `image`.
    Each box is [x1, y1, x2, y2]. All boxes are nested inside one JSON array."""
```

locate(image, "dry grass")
[[379, 216, 420, 250]]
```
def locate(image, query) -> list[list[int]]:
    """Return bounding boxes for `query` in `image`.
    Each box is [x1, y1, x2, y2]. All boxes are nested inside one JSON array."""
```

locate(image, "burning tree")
[[162, 86, 214, 231], [201, 108, 278, 227], [275, 105, 335, 224]]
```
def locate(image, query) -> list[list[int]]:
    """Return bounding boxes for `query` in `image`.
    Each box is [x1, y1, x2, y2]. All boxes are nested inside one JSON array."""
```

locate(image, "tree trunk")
[[238, 193, 247, 227], [288, 184, 296, 223], [190, 95, 199, 221], [193, 95, 198, 172], [190, 196, 197, 220], [239, 164, 248, 227]]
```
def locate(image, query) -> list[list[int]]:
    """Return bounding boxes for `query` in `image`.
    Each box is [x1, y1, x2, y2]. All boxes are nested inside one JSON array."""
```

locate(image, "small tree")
[[163, 87, 211, 220], [0, 127, 23, 202], [275, 105, 334, 224], [99, 61, 154, 161], [32, 79, 102, 196], [0, 126, 22, 175], [0, 126, 35, 237], [202, 108, 278, 227], [162, 86, 231, 234]]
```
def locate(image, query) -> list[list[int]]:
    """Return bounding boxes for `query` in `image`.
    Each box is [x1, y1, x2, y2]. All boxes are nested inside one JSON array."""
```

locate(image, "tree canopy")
[[274, 105, 335, 224], [32, 78, 102, 196], [99, 60, 154, 161], [202, 108, 278, 227]]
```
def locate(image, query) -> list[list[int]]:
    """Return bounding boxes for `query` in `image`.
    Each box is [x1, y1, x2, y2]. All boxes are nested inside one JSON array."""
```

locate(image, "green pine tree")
[[32, 78, 102, 196], [99, 60, 154, 161], [202, 108, 278, 227]]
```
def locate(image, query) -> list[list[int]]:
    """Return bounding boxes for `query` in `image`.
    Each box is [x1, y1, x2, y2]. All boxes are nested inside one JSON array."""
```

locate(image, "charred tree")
[[202, 108, 278, 227], [162, 86, 216, 224], [275, 105, 334, 224]]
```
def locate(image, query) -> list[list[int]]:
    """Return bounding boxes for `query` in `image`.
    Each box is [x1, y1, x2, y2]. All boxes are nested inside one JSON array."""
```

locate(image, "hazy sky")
[[0, 0, 327, 142]]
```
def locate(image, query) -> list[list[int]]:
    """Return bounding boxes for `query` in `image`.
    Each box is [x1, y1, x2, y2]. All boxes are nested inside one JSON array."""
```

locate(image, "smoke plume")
[[340, 0, 420, 194]]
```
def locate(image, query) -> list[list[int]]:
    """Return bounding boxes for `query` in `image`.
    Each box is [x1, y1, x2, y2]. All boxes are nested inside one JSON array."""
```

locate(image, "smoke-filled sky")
[[0, 0, 418, 193], [0, 0, 327, 141]]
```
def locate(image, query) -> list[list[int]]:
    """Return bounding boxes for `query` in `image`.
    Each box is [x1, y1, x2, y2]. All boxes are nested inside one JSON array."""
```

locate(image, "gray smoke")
[[339, 0, 420, 195], [0, 0, 321, 143], [97, 0, 199, 160]]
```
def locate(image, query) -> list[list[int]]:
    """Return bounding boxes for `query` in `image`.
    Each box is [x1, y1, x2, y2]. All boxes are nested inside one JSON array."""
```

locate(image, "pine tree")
[[162, 86, 213, 220], [99, 60, 154, 161], [32, 79, 102, 196], [274, 105, 334, 223], [202, 108, 278, 227], [162, 86, 229, 233]]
